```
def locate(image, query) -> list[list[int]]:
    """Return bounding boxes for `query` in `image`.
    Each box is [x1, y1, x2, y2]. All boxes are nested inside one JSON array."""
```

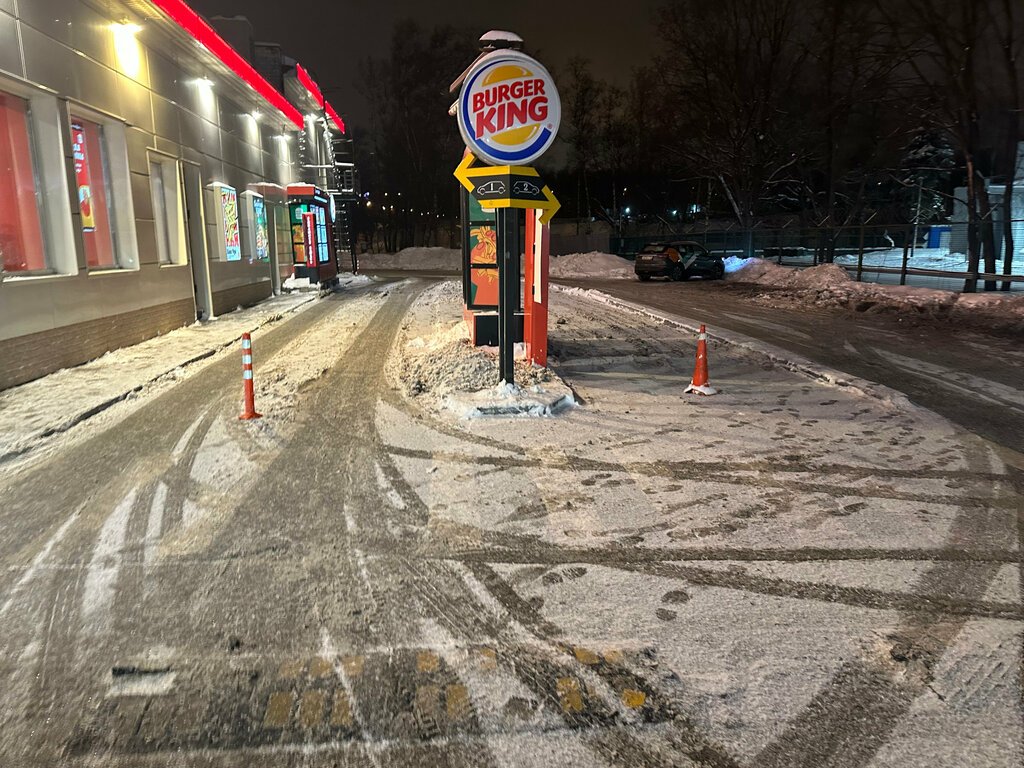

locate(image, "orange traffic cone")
[[239, 333, 262, 419], [684, 324, 718, 396]]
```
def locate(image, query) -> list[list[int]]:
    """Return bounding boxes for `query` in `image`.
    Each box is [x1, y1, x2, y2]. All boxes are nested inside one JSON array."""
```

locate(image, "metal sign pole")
[[497, 207, 517, 385]]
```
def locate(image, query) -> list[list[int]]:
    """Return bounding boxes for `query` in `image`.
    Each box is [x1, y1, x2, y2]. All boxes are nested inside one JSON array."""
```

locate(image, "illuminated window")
[[71, 116, 121, 269], [0, 91, 46, 273]]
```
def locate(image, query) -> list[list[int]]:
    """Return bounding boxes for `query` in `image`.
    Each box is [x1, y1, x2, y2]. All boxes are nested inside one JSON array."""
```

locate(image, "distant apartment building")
[[0, 0, 347, 389]]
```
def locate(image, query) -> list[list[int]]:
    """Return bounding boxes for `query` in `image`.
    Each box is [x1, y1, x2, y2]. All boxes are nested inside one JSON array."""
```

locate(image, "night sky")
[[187, 0, 659, 128]]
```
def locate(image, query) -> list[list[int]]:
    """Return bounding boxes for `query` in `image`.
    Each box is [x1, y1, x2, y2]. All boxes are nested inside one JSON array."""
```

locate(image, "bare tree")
[[990, 0, 1023, 290], [560, 58, 605, 231], [657, 0, 807, 254], [796, 0, 912, 260], [878, 0, 1013, 291]]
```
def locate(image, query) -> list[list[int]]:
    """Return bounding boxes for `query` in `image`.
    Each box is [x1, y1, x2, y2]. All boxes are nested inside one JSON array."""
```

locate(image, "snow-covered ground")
[[0, 272, 1019, 765], [377, 281, 1021, 767], [0, 276, 373, 467]]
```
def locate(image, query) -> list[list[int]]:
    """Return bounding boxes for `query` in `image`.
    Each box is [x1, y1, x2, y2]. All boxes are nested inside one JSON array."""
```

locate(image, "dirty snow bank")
[[387, 280, 575, 418], [359, 248, 636, 281], [726, 257, 1024, 332], [359, 248, 461, 272], [549, 251, 634, 279]]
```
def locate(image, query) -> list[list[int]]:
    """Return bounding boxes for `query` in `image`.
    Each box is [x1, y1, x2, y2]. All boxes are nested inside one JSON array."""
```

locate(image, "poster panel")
[[219, 186, 240, 261], [252, 196, 269, 261]]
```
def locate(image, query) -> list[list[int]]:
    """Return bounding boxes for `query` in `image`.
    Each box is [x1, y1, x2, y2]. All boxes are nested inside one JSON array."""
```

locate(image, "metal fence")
[[611, 221, 1024, 292]]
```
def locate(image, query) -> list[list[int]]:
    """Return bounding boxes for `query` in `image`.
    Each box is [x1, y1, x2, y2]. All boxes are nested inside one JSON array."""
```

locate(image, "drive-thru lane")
[[0, 276, 1020, 767], [557, 277, 1024, 459]]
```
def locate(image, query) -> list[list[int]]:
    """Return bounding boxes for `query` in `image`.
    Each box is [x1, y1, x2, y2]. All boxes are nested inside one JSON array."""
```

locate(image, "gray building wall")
[[0, 0, 302, 388]]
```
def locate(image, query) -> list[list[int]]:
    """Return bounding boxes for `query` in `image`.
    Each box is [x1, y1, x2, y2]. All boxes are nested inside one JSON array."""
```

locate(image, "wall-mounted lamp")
[[110, 22, 142, 79]]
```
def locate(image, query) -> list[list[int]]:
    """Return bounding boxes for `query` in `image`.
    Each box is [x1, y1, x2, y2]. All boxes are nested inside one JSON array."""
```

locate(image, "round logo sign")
[[458, 50, 560, 166]]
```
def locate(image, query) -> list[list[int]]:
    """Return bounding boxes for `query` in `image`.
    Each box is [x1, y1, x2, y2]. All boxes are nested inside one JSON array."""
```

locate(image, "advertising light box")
[[71, 122, 95, 231], [244, 191, 269, 263], [219, 185, 241, 261]]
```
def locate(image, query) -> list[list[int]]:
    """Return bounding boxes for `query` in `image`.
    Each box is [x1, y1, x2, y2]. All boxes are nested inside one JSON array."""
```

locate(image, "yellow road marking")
[[331, 690, 354, 726], [263, 692, 294, 728], [446, 684, 470, 721], [603, 649, 623, 664], [557, 678, 583, 712], [476, 648, 497, 671], [309, 657, 333, 678], [342, 655, 364, 677], [298, 690, 325, 728], [277, 659, 305, 679], [574, 647, 599, 665], [417, 652, 439, 673], [622, 688, 646, 708]]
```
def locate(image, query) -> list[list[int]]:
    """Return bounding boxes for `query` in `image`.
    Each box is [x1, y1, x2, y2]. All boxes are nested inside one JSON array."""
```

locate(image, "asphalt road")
[[558, 277, 1024, 459]]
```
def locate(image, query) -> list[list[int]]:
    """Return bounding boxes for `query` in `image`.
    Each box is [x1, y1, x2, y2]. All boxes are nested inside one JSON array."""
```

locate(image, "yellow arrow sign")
[[454, 154, 560, 225]]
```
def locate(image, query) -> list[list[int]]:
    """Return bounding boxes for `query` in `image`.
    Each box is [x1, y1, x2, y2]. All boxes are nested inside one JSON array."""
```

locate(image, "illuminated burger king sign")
[[458, 49, 560, 166]]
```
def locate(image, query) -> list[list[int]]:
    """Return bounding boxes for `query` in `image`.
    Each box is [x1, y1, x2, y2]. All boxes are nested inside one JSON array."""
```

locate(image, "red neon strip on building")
[[149, 0, 303, 128], [296, 63, 346, 134]]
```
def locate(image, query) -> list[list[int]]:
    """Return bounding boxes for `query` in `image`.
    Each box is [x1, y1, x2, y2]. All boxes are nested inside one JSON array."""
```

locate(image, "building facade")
[[0, 0, 346, 390]]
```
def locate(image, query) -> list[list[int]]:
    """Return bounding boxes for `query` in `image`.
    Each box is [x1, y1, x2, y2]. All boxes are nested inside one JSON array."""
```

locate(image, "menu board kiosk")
[[287, 183, 338, 285]]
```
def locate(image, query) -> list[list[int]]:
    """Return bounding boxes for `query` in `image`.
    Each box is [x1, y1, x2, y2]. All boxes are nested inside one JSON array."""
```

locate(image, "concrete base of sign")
[[443, 379, 576, 419]]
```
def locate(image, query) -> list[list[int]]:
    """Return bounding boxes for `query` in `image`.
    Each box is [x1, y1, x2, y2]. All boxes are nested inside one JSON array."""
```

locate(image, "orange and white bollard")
[[684, 324, 718, 396], [239, 333, 262, 419]]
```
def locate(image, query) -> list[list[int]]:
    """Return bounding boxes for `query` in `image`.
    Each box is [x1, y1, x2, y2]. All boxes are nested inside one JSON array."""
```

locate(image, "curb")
[[0, 294, 318, 467], [551, 284, 922, 414]]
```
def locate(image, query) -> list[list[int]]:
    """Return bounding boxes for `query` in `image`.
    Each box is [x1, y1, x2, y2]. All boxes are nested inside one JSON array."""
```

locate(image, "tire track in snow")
[[81, 486, 138, 636]]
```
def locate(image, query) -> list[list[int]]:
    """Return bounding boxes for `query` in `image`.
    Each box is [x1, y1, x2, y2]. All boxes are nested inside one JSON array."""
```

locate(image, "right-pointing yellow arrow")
[[538, 185, 560, 225]]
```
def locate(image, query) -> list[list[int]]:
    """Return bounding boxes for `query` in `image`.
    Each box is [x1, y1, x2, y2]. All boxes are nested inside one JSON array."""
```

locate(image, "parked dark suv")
[[634, 241, 725, 281]]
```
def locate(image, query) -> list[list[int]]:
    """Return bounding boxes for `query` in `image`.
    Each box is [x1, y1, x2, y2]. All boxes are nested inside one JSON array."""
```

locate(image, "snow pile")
[[725, 257, 1024, 331], [723, 255, 758, 274], [399, 321, 549, 398], [726, 258, 850, 288], [951, 291, 1024, 329], [282, 275, 310, 291], [358, 247, 460, 272], [388, 280, 574, 418], [549, 251, 634, 279], [358, 248, 637, 280]]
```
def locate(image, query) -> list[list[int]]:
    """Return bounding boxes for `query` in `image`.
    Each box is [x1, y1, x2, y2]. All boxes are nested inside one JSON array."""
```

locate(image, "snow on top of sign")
[[480, 30, 523, 43]]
